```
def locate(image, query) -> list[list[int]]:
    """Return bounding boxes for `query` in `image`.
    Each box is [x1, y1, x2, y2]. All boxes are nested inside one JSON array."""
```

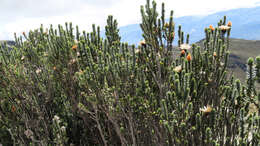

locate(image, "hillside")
[[114, 6, 260, 45], [227, 39, 260, 85], [197, 38, 260, 85]]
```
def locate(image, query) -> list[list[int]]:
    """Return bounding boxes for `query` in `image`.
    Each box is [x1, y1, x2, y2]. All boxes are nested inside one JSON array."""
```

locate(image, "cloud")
[[0, 0, 260, 40], [0, 0, 121, 19], [83, 0, 120, 7], [0, 0, 84, 18]]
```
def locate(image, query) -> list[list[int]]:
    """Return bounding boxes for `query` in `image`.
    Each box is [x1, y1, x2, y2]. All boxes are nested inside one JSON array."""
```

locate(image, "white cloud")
[[0, 0, 260, 40]]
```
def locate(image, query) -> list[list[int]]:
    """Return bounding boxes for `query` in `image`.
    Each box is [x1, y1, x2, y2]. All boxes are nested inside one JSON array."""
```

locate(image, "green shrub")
[[0, 0, 259, 145]]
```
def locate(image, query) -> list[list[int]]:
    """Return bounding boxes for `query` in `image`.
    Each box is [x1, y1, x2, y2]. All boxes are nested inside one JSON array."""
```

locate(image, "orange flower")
[[181, 49, 185, 55], [11, 105, 16, 112], [72, 45, 77, 51], [227, 21, 232, 27], [187, 53, 192, 61], [213, 52, 217, 57], [209, 25, 214, 31]]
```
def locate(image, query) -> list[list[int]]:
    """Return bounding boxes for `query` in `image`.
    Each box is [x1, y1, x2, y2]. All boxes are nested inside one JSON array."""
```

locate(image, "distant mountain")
[[0, 40, 15, 50], [0, 40, 15, 46], [114, 6, 260, 45]]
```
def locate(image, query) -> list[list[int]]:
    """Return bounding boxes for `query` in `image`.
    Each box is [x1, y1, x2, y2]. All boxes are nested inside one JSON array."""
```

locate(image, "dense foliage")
[[0, 0, 259, 145]]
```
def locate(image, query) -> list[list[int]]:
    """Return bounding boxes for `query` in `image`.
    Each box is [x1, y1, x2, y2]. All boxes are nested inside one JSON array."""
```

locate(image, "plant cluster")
[[0, 0, 259, 145]]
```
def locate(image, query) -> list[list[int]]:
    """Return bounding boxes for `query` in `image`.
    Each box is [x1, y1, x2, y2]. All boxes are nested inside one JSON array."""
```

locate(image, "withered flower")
[[173, 65, 182, 73], [180, 44, 191, 50]]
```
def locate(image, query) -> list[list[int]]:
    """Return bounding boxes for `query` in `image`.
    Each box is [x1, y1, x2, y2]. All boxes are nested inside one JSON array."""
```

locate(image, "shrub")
[[0, 0, 259, 145]]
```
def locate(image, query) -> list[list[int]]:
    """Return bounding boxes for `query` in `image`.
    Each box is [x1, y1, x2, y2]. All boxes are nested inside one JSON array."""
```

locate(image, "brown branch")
[[94, 107, 108, 146]]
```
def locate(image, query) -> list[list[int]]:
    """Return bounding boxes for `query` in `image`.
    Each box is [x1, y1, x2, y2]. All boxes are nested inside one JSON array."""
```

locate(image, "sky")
[[1, 0, 260, 40]]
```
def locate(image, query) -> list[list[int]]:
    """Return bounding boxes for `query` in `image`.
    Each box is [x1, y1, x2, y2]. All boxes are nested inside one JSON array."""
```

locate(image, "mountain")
[[0, 40, 15, 50], [0, 40, 15, 46], [115, 6, 260, 45]]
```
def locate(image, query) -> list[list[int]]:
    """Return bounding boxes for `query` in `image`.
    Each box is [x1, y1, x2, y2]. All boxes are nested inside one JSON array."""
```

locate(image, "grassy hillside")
[[197, 38, 260, 87], [228, 39, 260, 82]]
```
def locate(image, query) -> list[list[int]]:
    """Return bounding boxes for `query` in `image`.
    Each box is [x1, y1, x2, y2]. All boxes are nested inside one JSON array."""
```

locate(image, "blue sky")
[[1, 0, 260, 40]]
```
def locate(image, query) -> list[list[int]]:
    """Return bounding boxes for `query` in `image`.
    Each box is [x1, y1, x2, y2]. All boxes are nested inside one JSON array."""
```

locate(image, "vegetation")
[[0, 0, 259, 145]]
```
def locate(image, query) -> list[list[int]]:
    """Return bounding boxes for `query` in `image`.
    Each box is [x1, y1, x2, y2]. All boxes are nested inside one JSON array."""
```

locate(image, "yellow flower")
[[173, 65, 182, 73], [200, 105, 212, 113]]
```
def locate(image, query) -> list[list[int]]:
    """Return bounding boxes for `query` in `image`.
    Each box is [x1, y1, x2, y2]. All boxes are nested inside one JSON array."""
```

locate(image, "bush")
[[0, 0, 259, 145]]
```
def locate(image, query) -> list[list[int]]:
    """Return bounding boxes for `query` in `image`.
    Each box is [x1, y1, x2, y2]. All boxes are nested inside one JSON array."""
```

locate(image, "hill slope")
[[227, 39, 260, 83], [197, 38, 260, 84]]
